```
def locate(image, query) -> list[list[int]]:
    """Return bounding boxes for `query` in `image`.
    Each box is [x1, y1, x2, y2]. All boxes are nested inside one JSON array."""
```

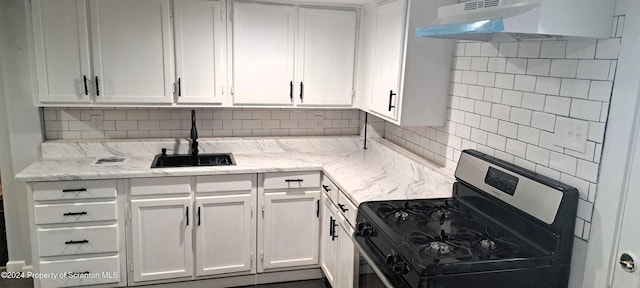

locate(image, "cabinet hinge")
[[231, 87, 234, 96], [130, 263, 133, 273], [352, 90, 356, 98], [250, 252, 254, 266], [169, 7, 174, 18], [128, 210, 132, 220], [260, 251, 264, 265], [261, 205, 265, 218], [221, 86, 224, 95], [229, 10, 233, 22]]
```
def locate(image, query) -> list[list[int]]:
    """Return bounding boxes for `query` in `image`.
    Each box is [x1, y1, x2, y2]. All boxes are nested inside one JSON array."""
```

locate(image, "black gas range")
[[354, 150, 578, 288]]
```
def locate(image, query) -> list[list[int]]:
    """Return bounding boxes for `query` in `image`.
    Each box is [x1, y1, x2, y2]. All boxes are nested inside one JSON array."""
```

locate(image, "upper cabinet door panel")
[[32, 0, 91, 103], [370, 0, 405, 120], [174, 0, 226, 104], [90, 0, 174, 103], [231, 2, 295, 105], [296, 8, 356, 106]]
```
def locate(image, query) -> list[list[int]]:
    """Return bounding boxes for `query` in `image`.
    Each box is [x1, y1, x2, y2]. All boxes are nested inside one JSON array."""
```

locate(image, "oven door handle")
[[353, 240, 396, 288]]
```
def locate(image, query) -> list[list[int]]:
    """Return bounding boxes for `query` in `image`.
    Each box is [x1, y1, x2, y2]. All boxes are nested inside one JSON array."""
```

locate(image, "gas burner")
[[480, 239, 497, 251], [428, 242, 451, 254], [394, 210, 409, 221], [431, 208, 452, 220]]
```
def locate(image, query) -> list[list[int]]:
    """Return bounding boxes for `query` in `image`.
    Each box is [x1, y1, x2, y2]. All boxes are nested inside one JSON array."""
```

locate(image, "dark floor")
[[0, 269, 330, 288]]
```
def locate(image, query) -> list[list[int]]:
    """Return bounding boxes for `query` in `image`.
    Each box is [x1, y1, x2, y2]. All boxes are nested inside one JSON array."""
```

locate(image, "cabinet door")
[[336, 218, 357, 288], [231, 2, 295, 105], [296, 8, 356, 106], [261, 190, 320, 270], [370, 0, 405, 120], [31, 0, 92, 103], [90, 0, 174, 103], [320, 194, 338, 286], [195, 193, 254, 276], [130, 197, 192, 282], [174, 0, 226, 104]]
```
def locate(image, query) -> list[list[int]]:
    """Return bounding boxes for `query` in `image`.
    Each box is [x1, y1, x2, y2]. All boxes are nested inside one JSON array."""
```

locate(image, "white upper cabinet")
[[370, 0, 404, 120], [295, 8, 357, 106], [230, 1, 296, 105], [31, 0, 92, 103], [366, 0, 454, 126], [174, 0, 227, 104], [90, 0, 174, 104]]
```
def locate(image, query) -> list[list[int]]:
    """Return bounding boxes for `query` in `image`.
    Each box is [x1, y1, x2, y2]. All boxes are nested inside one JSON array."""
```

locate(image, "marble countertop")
[[16, 136, 454, 205]]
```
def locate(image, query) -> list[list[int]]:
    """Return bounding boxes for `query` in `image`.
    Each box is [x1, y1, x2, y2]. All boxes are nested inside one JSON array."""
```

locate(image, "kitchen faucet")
[[190, 110, 198, 156]]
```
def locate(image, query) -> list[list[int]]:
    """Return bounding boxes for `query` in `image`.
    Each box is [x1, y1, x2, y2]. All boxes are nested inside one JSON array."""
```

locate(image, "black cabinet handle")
[[95, 76, 100, 96], [83, 75, 88, 95], [330, 217, 338, 241], [289, 81, 293, 101], [177, 78, 182, 97], [186, 206, 189, 226], [63, 212, 87, 216], [62, 188, 87, 193], [316, 200, 319, 218], [197, 207, 201, 226], [65, 239, 89, 245], [388, 90, 396, 111], [329, 216, 335, 237], [322, 185, 331, 192], [299, 82, 304, 102], [285, 179, 304, 183], [338, 204, 348, 213]]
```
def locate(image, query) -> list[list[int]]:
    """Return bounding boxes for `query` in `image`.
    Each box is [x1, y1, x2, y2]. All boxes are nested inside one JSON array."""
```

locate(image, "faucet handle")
[[161, 148, 172, 156]]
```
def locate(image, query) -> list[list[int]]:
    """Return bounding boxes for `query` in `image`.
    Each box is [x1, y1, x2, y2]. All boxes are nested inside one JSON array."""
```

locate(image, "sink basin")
[[151, 153, 236, 168]]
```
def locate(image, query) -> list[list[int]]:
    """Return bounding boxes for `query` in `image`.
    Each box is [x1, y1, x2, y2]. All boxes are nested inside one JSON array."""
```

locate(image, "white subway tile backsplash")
[[470, 128, 488, 145], [505, 138, 527, 158], [465, 42, 482, 56], [536, 165, 561, 181], [480, 42, 499, 57], [575, 218, 585, 237], [570, 100, 602, 121], [514, 156, 536, 171], [454, 57, 472, 70], [464, 113, 481, 128], [498, 121, 519, 138], [566, 39, 597, 59], [471, 57, 489, 71], [588, 122, 605, 143], [577, 159, 599, 182], [499, 42, 519, 57], [514, 75, 537, 92], [505, 58, 527, 74], [487, 133, 507, 151], [577, 199, 594, 221], [477, 72, 496, 87], [549, 59, 578, 78], [526, 59, 551, 76], [483, 87, 503, 103], [487, 57, 507, 73], [518, 41, 541, 58], [531, 112, 556, 132], [480, 116, 499, 133], [474, 101, 492, 116], [518, 125, 541, 145], [502, 90, 523, 107], [535, 77, 561, 95], [459, 98, 475, 112], [544, 96, 571, 116], [596, 38, 621, 59], [491, 104, 511, 121], [540, 41, 567, 58], [577, 60, 611, 80], [521, 93, 545, 111], [549, 151, 577, 175], [510, 107, 532, 126], [560, 79, 590, 99], [588, 81, 613, 101], [495, 74, 515, 90]]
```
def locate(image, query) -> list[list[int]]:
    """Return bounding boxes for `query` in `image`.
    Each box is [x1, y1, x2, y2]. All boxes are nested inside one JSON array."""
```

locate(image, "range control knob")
[[355, 222, 377, 237], [385, 253, 411, 275]]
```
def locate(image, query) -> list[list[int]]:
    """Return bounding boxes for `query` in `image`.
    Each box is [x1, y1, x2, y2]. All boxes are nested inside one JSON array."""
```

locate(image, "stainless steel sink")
[[150, 153, 236, 168]]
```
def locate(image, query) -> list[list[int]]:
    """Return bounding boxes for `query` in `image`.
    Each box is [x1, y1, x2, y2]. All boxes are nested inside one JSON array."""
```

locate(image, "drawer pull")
[[322, 185, 331, 192], [68, 271, 91, 276], [63, 212, 88, 216], [65, 239, 89, 245], [338, 203, 348, 212], [285, 179, 304, 183], [62, 188, 87, 193]]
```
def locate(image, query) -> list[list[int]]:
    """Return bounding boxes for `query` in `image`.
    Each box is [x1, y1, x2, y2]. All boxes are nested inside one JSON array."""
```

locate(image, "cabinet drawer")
[[130, 177, 191, 196], [32, 180, 117, 201], [39, 255, 121, 288], [321, 177, 339, 204], [38, 225, 118, 257], [337, 192, 357, 227], [196, 174, 254, 193], [34, 201, 117, 225], [264, 171, 320, 190]]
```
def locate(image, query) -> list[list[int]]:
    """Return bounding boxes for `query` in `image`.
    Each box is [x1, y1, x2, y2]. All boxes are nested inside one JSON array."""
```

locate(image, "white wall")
[[0, 0, 43, 269]]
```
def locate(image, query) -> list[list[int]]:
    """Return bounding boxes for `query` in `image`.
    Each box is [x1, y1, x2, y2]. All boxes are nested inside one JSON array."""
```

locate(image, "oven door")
[[354, 240, 394, 288]]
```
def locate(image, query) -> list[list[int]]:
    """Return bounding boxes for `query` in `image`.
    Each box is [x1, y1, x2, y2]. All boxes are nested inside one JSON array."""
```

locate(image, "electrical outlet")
[[91, 115, 103, 130], [554, 117, 588, 153]]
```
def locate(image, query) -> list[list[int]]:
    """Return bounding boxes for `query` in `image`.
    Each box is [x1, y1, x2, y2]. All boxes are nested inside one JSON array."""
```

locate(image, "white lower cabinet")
[[320, 177, 358, 288], [195, 192, 255, 276], [130, 197, 193, 282], [261, 189, 321, 270]]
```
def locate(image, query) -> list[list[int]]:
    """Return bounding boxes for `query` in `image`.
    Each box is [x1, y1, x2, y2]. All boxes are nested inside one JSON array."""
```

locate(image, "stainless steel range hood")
[[416, 0, 615, 42]]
